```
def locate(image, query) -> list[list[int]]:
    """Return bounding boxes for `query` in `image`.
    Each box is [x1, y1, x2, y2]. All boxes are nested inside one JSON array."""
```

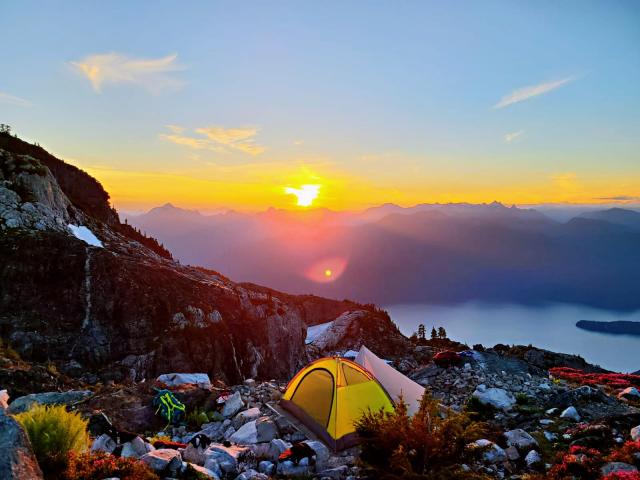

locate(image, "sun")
[[284, 184, 320, 207], [324, 269, 333, 277]]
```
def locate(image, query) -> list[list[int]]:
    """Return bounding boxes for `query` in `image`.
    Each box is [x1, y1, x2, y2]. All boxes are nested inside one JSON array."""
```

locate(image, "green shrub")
[[15, 404, 90, 475], [355, 392, 491, 479], [186, 407, 212, 428], [64, 451, 159, 480]]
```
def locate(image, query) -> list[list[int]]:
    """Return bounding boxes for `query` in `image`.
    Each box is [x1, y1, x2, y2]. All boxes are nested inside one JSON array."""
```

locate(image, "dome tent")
[[280, 356, 394, 450]]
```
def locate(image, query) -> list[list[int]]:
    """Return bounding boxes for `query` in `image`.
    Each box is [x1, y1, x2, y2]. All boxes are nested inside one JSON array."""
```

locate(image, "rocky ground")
[[2, 338, 640, 480]]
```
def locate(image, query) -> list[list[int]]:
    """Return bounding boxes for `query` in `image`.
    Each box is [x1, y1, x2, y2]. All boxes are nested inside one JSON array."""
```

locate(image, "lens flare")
[[284, 184, 320, 207], [306, 257, 347, 283]]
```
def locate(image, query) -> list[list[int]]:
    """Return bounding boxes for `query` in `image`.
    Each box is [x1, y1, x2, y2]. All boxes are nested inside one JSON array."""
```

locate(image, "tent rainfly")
[[280, 356, 393, 450], [354, 345, 425, 416]]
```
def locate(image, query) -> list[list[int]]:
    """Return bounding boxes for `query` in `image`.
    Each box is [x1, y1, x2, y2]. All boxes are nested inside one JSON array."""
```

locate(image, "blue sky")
[[1, 1, 638, 210]]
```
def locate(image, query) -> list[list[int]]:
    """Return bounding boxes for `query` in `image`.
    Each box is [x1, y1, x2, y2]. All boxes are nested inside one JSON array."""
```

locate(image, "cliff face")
[[0, 133, 408, 384]]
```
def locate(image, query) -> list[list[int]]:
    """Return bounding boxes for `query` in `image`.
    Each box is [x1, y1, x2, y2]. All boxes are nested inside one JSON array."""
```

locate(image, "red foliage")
[[548, 445, 605, 479], [603, 473, 640, 480], [549, 367, 640, 390], [64, 451, 158, 480], [607, 440, 640, 464]]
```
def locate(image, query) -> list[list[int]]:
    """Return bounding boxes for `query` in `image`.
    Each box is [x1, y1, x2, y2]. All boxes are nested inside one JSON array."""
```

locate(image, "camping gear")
[[152, 388, 186, 427], [354, 345, 425, 416], [433, 350, 463, 367], [281, 357, 394, 450], [278, 442, 316, 464], [153, 440, 187, 450]]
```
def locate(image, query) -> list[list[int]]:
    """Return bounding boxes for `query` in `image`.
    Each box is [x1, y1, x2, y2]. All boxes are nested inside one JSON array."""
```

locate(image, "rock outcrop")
[[0, 409, 43, 479], [0, 133, 410, 386]]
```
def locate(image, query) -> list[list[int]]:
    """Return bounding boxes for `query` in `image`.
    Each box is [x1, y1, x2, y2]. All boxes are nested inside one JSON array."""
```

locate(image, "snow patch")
[[68, 225, 103, 248], [305, 321, 333, 344]]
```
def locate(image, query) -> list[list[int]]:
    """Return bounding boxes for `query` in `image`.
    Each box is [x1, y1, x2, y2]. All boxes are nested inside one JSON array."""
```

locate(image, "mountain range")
[[125, 201, 640, 310]]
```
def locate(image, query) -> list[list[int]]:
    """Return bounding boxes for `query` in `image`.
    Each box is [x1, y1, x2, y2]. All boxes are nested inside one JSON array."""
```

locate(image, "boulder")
[[222, 392, 245, 417], [8, 390, 93, 414], [304, 440, 331, 470], [258, 460, 275, 475], [618, 387, 640, 401], [504, 446, 520, 461], [256, 417, 278, 443], [140, 448, 182, 474], [268, 438, 291, 461], [236, 468, 268, 480], [504, 429, 539, 452], [525, 450, 543, 469], [230, 420, 258, 444], [560, 406, 581, 422], [204, 444, 250, 475], [277, 460, 311, 476], [631, 425, 640, 441], [91, 433, 116, 454], [182, 443, 207, 465], [468, 439, 507, 464], [233, 407, 261, 429], [120, 436, 153, 458], [0, 409, 43, 479], [190, 421, 224, 442], [601, 462, 638, 476], [156, 373, 212, 389], [187, 463, 220, 479], [472, 385, 516, 411]]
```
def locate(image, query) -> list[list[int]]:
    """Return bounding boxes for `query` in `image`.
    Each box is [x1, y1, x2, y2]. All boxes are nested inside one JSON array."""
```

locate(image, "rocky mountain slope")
[[0, 132, 408, 385]]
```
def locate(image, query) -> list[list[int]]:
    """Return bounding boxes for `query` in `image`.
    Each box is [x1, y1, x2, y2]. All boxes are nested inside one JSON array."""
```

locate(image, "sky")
[[1, 1, 639, 212]]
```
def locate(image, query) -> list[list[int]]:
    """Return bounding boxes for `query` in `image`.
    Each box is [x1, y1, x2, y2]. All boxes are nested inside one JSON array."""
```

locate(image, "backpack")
[[152, 388, 186, 426]]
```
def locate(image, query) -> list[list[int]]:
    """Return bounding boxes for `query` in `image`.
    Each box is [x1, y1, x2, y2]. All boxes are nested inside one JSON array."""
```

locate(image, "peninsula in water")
[[576, 319, 640, 337]]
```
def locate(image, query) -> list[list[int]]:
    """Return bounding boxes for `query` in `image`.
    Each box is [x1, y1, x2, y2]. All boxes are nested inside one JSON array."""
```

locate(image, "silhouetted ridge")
[[0, 130, 172, 259]]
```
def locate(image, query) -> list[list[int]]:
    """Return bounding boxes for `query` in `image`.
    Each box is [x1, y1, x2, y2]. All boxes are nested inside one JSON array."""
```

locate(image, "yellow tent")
[[280, 357, 394, 450]]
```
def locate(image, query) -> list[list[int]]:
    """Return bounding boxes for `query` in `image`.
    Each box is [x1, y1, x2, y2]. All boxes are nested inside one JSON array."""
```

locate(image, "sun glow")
[[284, 184, 320, 207], [306, 257, 348, 283]]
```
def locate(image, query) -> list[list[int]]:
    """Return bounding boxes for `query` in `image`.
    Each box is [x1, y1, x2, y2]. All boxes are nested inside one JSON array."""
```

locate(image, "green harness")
[[153, 388, 186, 428]]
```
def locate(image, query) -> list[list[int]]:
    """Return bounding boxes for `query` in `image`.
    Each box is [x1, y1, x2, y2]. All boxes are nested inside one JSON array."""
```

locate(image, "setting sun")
[[325, 269, 332, 277], [284, 184, 320, 207]]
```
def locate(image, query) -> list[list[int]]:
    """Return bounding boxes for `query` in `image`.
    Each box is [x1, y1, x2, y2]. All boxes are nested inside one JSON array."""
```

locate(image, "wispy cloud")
[[159, 125, 266, 156], [166, 124, 185, 134], [494, 76, 575, 109], [0, 92, 32, 107], [595, 195, 640, 202], [159, 133, 215, 150], [71, 53, 184, 93], [504, 130, 525, 143]]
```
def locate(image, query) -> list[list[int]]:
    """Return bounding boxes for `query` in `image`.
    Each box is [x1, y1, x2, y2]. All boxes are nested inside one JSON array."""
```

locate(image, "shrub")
[[547, 445, 604, 480], [15, 404, 90, 475], [607, 440, 640, 464], [355, 392, 490, 479], [186, 407, 212, 428], [549, 367, 640, 392], [604, 473, 640, 480], [64, 451, 159, 480]]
